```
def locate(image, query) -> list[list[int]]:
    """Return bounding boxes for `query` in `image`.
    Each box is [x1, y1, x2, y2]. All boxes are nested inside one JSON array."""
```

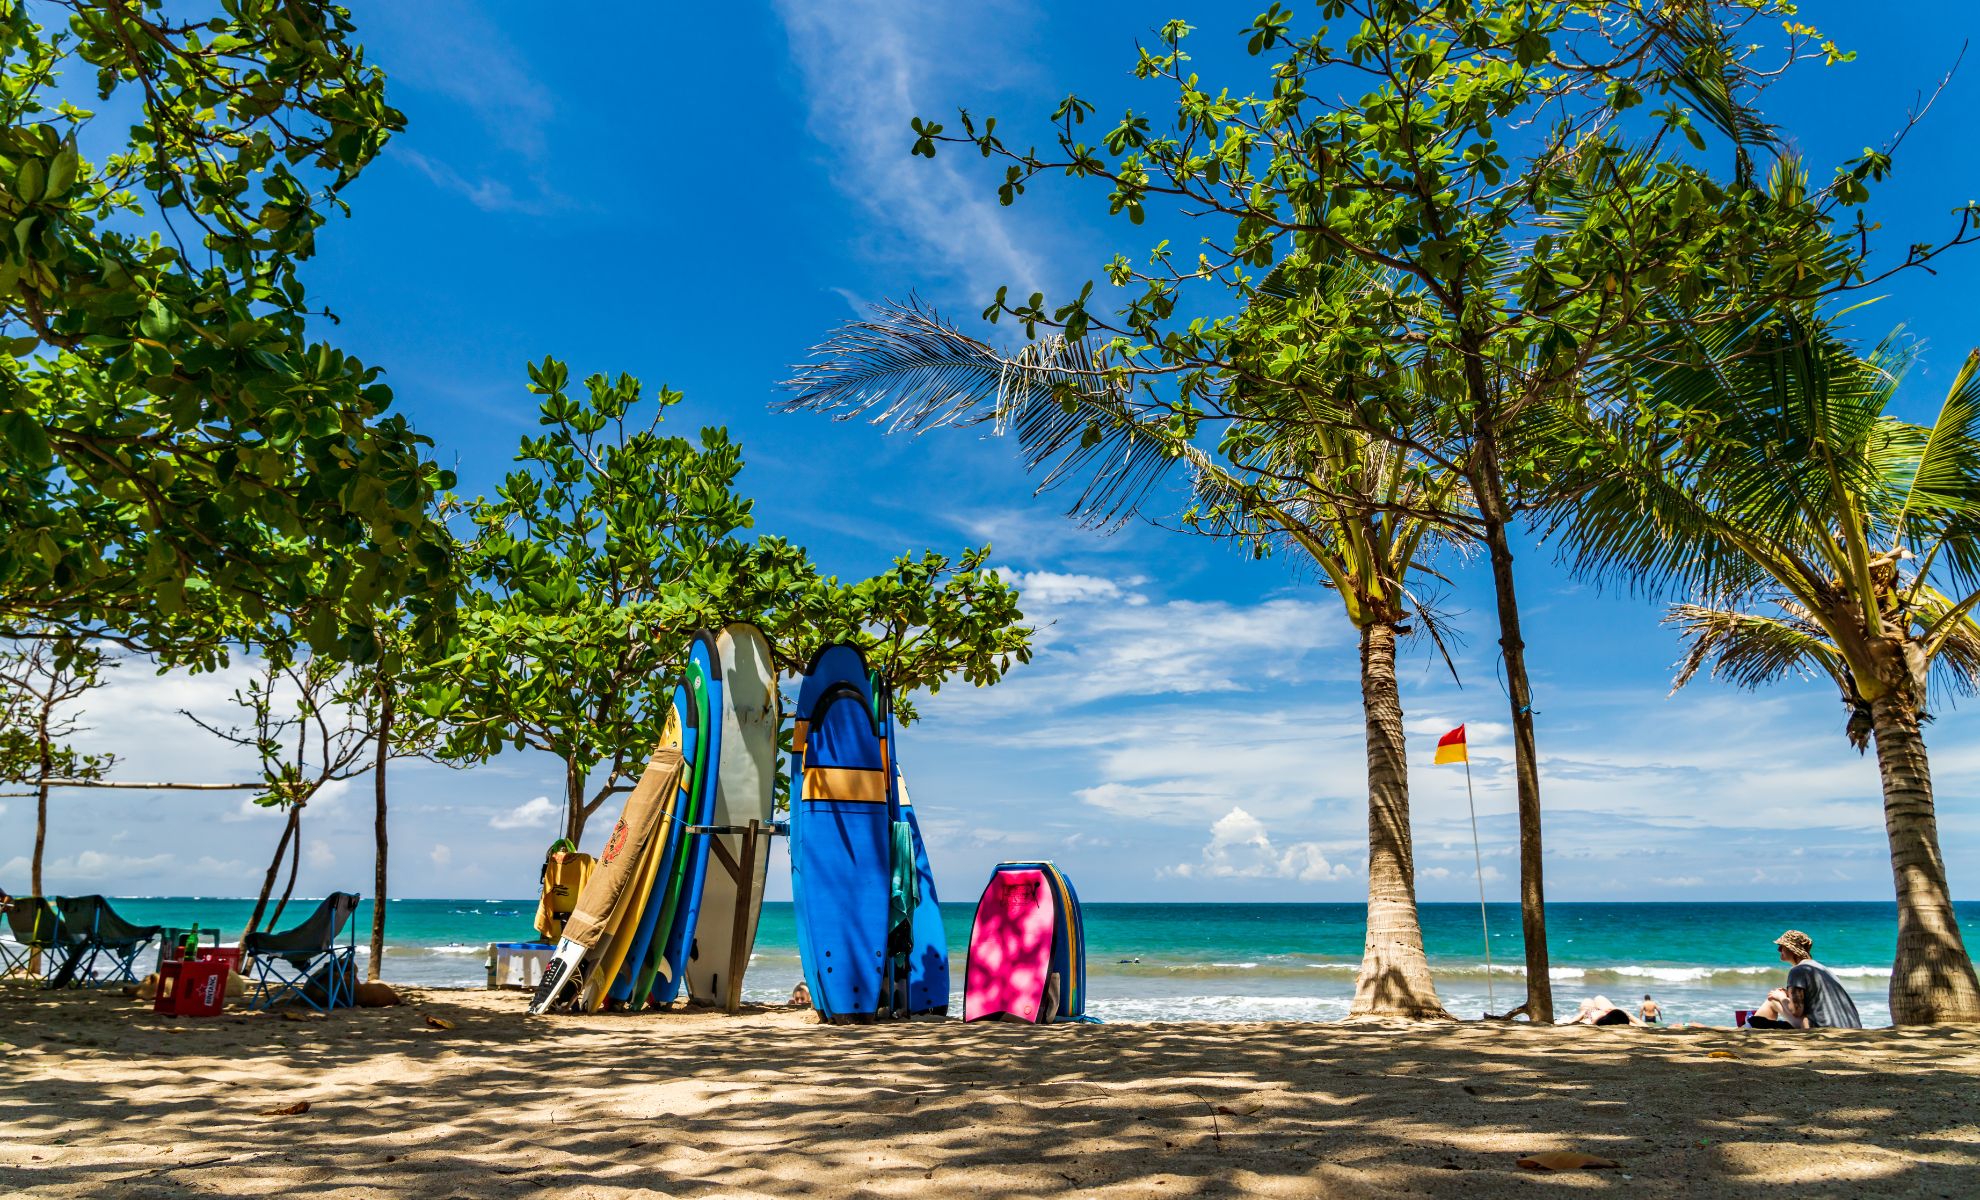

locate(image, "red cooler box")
[[155, 958, 230, 1017]]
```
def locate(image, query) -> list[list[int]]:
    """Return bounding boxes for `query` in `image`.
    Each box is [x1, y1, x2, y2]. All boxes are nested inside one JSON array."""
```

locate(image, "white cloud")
[[430, 844, 452, 868], [995, 569, 1141, 608], [929, 574, 1347, 721], [305, 839, 336, 869], [773, 0, 1052, 303], [1171, 807, 1354, 883], [21, 849, 176, 882], [491, 796, 559, 831]]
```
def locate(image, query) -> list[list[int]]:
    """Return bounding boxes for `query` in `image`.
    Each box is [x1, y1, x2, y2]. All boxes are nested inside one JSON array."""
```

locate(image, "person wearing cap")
[[1745, 929, 1863, 1029]]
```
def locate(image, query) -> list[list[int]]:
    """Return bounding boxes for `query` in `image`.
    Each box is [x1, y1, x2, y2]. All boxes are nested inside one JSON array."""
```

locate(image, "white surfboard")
[[684, 623, 780, 1006]]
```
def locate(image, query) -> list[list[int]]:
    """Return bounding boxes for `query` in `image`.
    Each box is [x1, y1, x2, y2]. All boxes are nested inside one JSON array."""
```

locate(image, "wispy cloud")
[[395, 148, 565, 216], [369, 1, 555, 159], [368, 1, 571, 214], [773, 0, 1053, 303]]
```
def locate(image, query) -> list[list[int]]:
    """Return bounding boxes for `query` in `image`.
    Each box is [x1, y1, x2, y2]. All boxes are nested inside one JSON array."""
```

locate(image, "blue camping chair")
[[50, 896, 163, 988], [243, 893, 359, 1011], [2, 897, 63, 983]]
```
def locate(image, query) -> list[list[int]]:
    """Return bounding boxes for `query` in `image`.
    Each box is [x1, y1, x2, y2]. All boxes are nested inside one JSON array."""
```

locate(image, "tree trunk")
[[1350, 622, 1449, 1019], [370, 693, 393, 982], [1465, 406, 1553, 1023], [32, 750, 49, 974], [565, 759, 588, 845], [269, 815, 302, 930], [31, 708, 51, 897], [1870, 694, 1980, 1023], [241, 805, 299, 945]]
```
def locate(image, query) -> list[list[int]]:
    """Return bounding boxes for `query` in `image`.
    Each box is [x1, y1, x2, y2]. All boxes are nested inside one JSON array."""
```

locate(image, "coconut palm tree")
[[1561, 315, 1980, 1023], [785, 274, 1469, 1019]]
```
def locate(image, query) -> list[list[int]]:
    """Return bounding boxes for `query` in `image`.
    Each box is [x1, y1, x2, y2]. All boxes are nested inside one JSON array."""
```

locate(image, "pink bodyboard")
[[963, 867, 1058, 1022]]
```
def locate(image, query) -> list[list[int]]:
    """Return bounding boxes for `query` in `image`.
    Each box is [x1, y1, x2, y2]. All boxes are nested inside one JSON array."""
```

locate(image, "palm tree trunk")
[[1870, 694, 1980, 1023], [1350, 622, 1448, 1019], [1467, 441, 1553, 1023], [370, 692, 393, 982]]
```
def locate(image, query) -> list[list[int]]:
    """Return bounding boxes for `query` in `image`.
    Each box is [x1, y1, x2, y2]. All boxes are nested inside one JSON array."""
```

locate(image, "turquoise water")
[[12, 898, 1966, 1026]]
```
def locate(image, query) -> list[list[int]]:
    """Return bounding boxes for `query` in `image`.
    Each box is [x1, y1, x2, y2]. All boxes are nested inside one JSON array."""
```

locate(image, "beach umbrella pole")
[[1461, 757, 1496, 1013]]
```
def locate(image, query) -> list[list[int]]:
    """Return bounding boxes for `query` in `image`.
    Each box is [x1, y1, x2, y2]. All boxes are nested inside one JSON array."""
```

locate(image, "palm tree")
[[785, 283, 1468, 1019], [1562, 315, 1980, 1023]]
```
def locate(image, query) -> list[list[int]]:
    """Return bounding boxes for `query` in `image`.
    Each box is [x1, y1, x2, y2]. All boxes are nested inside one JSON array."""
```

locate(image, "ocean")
[[13, 898, 1964, 1026]]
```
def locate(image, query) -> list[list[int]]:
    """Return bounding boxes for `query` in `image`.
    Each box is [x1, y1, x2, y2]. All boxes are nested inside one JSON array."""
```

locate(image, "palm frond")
[[1666, 601, 1852, 696], [1905, 582, 1980, 706], [781, 299, 1181, 525], [1649, 9, 1779, 180], [1894, 350, 1980, 561]]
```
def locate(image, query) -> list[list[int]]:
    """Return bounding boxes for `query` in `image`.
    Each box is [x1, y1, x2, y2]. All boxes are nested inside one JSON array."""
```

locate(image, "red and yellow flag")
[[1434, 725, 1468, 765]]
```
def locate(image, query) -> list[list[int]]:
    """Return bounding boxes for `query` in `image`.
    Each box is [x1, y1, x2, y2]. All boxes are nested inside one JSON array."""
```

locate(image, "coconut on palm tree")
[[1561, 314, 1980, 1024], [784, 273, 1468, 1019]]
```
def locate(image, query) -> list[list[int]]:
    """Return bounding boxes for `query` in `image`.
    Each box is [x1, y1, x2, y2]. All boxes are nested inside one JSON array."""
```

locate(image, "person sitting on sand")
[[1744, 929, 1862, 1029], [1560, 995, 1639, 1026], [1640, 994, 1661, 1024]]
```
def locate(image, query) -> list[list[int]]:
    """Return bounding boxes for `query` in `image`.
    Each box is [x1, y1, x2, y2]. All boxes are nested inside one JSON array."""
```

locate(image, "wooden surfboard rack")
[[686, 820, 790, 1014]]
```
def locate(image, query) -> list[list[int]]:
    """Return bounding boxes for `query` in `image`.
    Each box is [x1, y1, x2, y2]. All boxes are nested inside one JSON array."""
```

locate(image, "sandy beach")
[[3, 988, 1977, 1198]]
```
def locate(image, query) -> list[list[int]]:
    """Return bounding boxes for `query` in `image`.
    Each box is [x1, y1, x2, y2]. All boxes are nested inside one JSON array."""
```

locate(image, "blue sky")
[[6, 2, 1980, 905]]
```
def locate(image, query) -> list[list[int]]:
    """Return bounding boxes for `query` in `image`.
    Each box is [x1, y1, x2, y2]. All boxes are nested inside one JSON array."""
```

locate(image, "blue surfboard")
[[791, 643, 895, 1022], [880, 683, 949, 1017], [651, 631, 722, 1006], [606, 680, 697, 1005]]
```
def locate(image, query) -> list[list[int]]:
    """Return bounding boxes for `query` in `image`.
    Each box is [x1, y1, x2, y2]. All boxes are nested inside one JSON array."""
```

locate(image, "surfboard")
[[686, 622, 779, 1007], [596, 684, 697, 1010], [791, 643, 894, 1023], [625, 645, 720, 1009], [526, 740, 685, 1015], [1042, 863, 1086, 1020], [646, 631, 722, 1007], [963, 864, 1058, 1023], [894, 777, 950, 1015], [872, 669, 949, 1017]]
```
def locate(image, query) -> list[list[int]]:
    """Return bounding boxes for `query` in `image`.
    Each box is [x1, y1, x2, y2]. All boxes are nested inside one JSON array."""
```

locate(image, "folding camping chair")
[[242, 892, 359, 1012], [51, 896, 164, 988], [2, 897, 63, 983]]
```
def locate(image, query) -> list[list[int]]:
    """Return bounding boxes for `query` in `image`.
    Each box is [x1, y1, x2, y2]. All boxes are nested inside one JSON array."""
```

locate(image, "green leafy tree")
[[1559, 316, 1980, 1023], [881, 1, 1971, 1021], [787, 261, 1469, 1019], [432, 360, 1030, 846], [0, 632, 115, 899], [0, 0, 457, 663]]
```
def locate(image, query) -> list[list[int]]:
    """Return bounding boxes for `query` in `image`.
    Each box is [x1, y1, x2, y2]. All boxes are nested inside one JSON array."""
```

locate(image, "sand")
[[3, 986, 1977, 1198]]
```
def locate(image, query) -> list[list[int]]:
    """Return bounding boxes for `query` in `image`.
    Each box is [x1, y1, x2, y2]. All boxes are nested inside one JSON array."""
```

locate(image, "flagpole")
[[1462, 755, 1497, 1014]]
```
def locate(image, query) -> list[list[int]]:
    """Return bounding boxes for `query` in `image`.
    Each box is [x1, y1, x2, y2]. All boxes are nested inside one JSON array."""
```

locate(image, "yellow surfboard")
[[581, 708, 683, 1012]]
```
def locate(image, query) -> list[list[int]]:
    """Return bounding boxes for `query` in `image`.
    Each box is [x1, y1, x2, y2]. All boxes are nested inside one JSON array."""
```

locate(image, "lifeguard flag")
[[1434, 725, 1468, 765]]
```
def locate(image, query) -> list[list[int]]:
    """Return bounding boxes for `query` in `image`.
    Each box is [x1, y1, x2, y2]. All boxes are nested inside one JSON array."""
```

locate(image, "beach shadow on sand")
[[2, 986, 1976, 1198]]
